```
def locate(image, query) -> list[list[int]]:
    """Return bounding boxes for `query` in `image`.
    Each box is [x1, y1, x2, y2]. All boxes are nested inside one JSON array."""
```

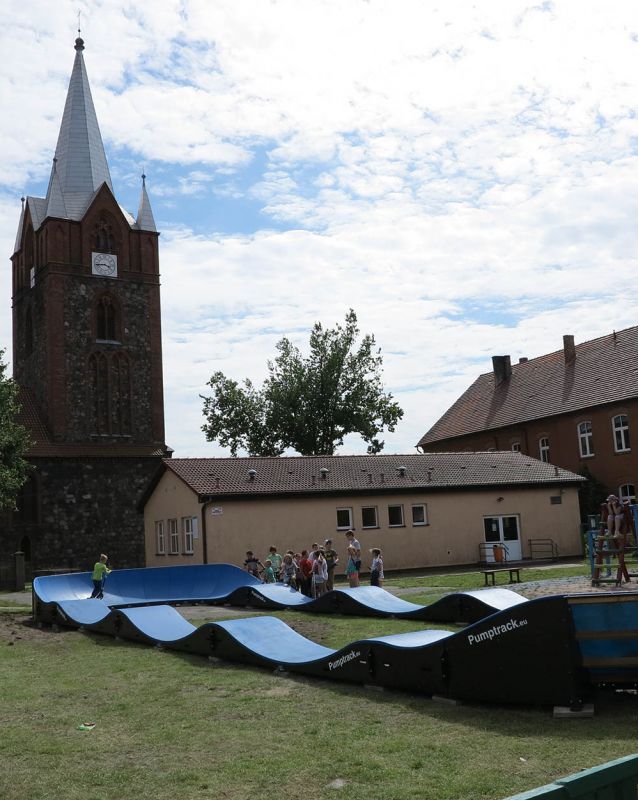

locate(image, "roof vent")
[[563, 334, 575, 364], [247, 469, 257, 481], [492, 355, 512, 386], [396, 466, 407, 477], [320, 468, 329, 479], [519, 357, 528, 363]]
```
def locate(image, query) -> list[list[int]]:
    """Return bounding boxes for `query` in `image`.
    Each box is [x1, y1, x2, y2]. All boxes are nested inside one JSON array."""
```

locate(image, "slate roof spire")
[[45, 35, 113, 220], [136, 172, 157, 232]]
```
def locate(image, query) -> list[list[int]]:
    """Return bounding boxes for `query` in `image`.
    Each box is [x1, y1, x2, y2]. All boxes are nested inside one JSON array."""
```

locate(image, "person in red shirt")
[[298, 549, 313, 596]]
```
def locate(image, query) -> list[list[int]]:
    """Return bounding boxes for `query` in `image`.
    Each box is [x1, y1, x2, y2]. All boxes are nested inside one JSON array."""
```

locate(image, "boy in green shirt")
[[90, 554, 112, 599]]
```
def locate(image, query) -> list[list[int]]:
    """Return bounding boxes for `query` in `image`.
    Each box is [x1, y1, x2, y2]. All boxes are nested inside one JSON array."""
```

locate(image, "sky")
[[2, 0, 638, 458]]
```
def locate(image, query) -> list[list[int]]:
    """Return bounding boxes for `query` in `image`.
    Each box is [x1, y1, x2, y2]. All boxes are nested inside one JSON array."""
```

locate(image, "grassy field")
[[1, 564, 635, 800]]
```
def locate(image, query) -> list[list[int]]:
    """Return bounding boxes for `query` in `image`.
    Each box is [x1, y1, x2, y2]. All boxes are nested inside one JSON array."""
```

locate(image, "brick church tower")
[[6, 36, 170, 572]]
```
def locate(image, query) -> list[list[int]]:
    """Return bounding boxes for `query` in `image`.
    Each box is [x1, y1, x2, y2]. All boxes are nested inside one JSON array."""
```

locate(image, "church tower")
[[12, 36, 165, 447], [6, 37, 170, 571]]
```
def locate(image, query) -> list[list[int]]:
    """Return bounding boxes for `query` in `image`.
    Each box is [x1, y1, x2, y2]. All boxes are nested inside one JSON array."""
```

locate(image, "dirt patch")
[[0, 612, 56, 646]]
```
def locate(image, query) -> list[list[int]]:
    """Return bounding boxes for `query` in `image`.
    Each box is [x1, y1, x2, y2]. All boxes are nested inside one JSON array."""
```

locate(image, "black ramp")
[[442, 595, 588, 706]]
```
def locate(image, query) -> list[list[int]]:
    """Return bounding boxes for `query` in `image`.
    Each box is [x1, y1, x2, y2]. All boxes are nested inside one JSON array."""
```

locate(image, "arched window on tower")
[[94, 217, 115, 253], [90, 352, 110, 434], [96, 295, 118, 341], [111, 353, 132, 435]]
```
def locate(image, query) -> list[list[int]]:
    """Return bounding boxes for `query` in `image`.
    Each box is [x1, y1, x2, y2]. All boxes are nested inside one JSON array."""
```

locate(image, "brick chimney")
[[492, 355, 512, 386], [563, 334, 576, 364]]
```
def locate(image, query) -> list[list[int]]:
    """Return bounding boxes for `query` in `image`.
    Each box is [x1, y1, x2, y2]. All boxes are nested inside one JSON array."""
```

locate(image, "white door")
[[483, 516, 522, 562]]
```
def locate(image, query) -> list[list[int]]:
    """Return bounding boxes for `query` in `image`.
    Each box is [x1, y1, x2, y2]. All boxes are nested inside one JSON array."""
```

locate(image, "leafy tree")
[[0, 350, 32, 511], [201, 310, 404, 456], [577, 465, 609, 522]]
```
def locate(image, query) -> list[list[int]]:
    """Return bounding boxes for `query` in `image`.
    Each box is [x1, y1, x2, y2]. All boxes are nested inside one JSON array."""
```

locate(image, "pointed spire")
[[45, 36, 113, 220], [136, 172, 157, 232], [13, 196, 26, 255]]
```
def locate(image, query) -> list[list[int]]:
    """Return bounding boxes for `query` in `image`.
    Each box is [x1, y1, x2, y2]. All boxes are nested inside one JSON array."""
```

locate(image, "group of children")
[[243, 530, 385, 597]]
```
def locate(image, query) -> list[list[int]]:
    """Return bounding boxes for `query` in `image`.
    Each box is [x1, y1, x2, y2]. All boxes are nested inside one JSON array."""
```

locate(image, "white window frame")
[[336, 507, 353, 530], [388, 504, 405, 528], [182, 516, 194, 554], [613, 414, 631, 453], [155, 520, 165, 555], [619, 484, 636, 503], [539, 437, 550, 463], [578, 421, 594, 457], [361, 506, 378, 529], [411, 504, 428, 526], [168, 518, 179, 554], [511, 442, 521, 453]]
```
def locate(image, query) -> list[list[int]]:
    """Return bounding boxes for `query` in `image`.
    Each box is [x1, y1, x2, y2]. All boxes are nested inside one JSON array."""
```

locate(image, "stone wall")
[[2, 456, 163, 571]]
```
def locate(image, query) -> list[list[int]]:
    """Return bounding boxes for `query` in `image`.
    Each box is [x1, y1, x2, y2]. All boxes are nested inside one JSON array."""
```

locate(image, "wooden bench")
[[481, 567, 522, 586]]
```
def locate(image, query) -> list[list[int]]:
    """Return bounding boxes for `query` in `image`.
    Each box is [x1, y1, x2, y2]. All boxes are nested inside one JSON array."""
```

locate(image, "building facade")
[[418, 329, 638, 506], [142, 453, 583, 571], [4, 37, 170, 573]]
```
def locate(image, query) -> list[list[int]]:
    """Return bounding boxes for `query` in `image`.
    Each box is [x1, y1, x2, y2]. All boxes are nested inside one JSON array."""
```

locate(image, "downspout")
[[200, 498, 210, 564]]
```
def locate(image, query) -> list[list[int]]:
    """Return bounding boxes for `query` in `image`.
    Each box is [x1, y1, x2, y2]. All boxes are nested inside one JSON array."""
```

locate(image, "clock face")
[[92, 252, 117, 277]]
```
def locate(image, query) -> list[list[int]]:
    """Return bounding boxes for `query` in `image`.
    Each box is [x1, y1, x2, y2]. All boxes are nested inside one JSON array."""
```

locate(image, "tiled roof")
[[418, 326, 638, 447], [162, 452, 583, 499], [16, 386, 166, 459]]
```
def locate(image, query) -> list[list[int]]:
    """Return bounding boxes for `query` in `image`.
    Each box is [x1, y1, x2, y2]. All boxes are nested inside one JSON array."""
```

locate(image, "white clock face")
[[92, 252, 117, 277]]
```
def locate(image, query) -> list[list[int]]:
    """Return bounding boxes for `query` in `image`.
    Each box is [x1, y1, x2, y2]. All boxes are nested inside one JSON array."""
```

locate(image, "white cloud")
[[2, 1, 638, 457]]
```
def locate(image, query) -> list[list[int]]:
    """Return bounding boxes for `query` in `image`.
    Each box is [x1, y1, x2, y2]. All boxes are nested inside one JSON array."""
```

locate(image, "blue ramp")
[[47, 593, 601, 706], [33, 563, 527, 625]]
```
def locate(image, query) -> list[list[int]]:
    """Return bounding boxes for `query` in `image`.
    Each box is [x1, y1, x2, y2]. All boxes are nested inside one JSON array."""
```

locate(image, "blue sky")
[[2, 1, 638, 457]]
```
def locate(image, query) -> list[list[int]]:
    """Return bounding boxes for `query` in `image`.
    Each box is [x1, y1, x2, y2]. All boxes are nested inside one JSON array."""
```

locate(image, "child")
[[280, 553, 297, 589], [262, 559, 276, 583], [312, 551, 328, 598], [267, 546, 283, 578], [298, 550, 313, 596], [90, 554, 112, 599], [244, 551, 264, 578], [345, 545, 359, 588], [370, 548, 384, 587]]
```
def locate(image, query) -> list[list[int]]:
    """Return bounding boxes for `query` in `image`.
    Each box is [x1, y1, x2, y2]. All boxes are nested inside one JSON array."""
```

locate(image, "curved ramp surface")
[[33, 563, 527, 625], [48, 595, 592, 707]]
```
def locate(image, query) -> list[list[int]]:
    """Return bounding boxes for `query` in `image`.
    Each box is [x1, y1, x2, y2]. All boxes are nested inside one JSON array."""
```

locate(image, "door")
[[483, 516, 522, 562]]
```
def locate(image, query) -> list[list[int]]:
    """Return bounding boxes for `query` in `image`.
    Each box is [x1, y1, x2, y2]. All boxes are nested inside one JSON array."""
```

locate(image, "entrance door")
[[483, 516, 522, 562]]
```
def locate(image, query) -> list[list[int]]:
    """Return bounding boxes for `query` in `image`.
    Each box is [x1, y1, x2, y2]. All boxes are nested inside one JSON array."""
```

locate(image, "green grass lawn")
[[383, 563, 588, 591], [1, 601, 637, 800]]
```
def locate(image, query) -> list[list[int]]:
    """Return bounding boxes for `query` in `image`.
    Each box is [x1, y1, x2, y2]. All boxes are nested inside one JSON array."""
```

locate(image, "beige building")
[[141, 453, 584, 572]]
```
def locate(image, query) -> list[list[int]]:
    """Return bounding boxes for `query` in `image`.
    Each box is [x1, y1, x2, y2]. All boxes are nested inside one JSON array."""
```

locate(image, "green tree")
[[577, 465, 609, 522], [201, 310, 404, 456], [0, 350, 32, 510]]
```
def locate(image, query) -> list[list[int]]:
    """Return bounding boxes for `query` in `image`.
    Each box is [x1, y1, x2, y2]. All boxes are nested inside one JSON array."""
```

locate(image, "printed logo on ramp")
[[467, 618, 527, 646], [328, 650, 361, 671]]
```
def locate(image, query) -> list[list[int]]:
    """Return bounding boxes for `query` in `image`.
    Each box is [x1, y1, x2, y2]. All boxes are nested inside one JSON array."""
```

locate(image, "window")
[[336, 508, 353, 530], [619, 484, 636, 503], [539, 437, 550, 463], [613, 415, 631, 453], [550, 496, 562, 505], [182, 517, 194, 554], [96, 295, 118, 341], [578, 421, 594, 457], [361, 506, 378, 528], [168, 518, 179, 554], [411, 504, 428, 526], [155, 521, 165, 555], [388, 504, 404, 527], [511, 442, 521, 453]]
